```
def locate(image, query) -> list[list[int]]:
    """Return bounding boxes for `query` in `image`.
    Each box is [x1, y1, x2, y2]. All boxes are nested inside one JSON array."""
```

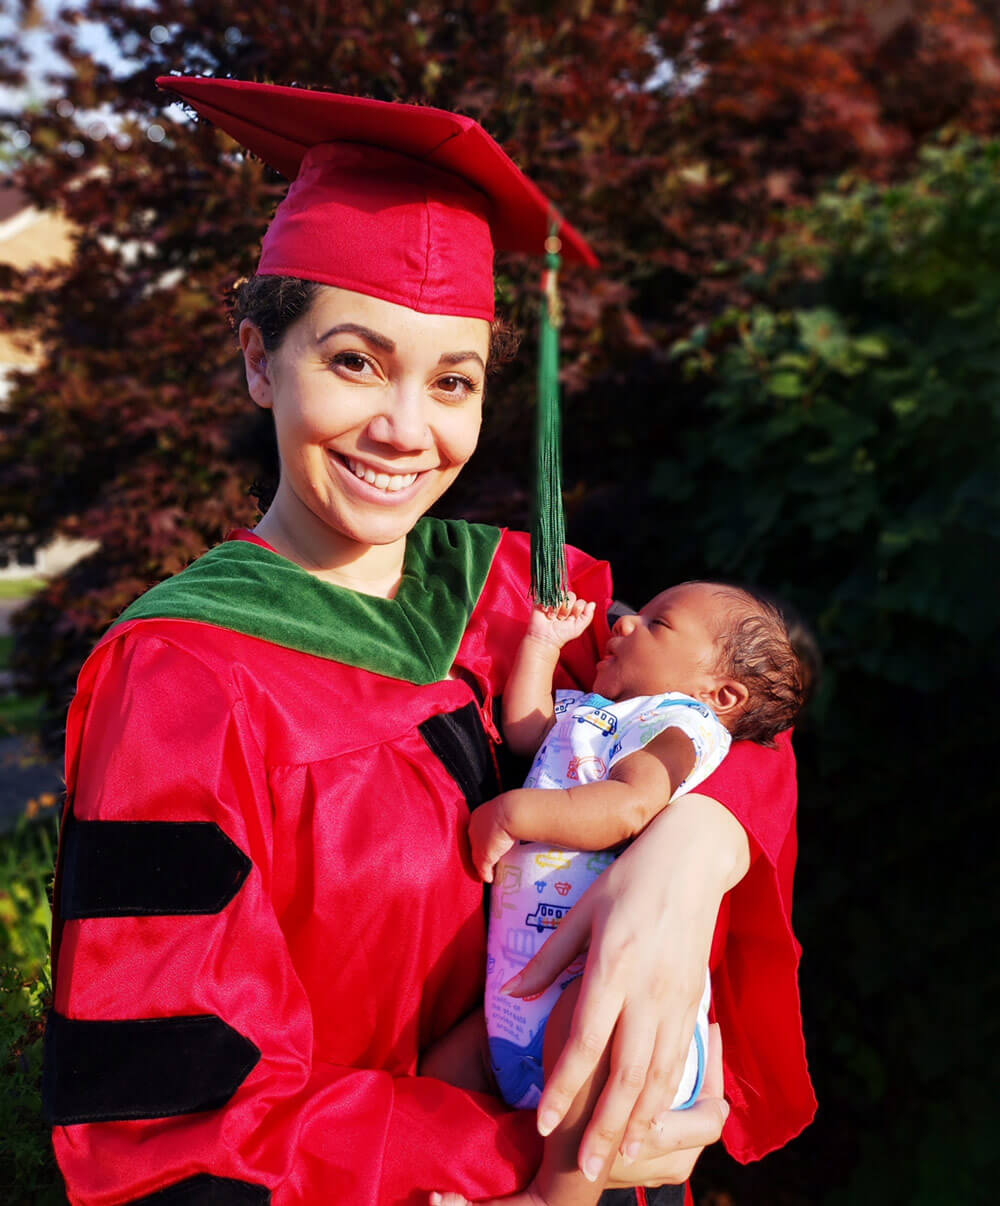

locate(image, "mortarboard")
[[155, 76, 596, 321], [155, 75, 598, 602]]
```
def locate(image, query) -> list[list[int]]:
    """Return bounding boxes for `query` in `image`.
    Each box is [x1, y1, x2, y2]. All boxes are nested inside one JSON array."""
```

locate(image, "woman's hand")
[[605, 1024, 729, 1188], [502, 793, 750, 1176]]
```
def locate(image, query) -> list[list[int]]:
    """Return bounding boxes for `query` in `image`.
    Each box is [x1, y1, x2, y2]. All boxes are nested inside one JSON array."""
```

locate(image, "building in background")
[[0, 186, 98, 579]]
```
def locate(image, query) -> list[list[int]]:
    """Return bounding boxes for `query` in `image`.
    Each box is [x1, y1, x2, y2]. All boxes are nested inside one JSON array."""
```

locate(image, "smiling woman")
[[43, 76, 814, 1206], [239, 287, 489, 595]]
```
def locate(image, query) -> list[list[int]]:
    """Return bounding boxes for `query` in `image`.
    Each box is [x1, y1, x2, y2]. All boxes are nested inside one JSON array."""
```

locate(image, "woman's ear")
[[705, 678, 750, 720], [240, 319, 274, 410]]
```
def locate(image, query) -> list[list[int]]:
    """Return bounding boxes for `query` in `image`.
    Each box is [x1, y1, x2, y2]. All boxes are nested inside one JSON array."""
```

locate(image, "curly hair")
[[700, 583, 820, 746]]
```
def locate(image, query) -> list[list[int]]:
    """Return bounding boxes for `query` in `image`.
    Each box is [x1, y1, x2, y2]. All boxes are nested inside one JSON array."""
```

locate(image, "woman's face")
[[241, 287, 489, 559]]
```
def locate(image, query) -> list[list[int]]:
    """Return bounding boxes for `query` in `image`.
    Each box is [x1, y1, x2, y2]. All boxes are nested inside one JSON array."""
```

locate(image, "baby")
[[426, 580, 810, 1206]]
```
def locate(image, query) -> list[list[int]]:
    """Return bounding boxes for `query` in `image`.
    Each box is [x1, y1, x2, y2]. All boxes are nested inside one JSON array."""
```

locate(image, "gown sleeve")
[[696, 732, 818, 1162], [47, 631, 542, 1206]]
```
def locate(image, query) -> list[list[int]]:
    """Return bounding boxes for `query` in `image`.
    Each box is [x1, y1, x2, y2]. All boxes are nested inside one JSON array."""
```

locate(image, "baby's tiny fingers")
[[557, 591, 579, 619], [479, 860, 494, 883]]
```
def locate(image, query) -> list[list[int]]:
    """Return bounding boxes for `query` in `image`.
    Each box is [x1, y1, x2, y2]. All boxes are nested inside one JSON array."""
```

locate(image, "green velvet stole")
[[113, 518, 502, 684]]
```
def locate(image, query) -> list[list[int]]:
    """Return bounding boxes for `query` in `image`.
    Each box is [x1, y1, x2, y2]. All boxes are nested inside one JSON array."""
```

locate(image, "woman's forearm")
[[638, 791, 751, 902]]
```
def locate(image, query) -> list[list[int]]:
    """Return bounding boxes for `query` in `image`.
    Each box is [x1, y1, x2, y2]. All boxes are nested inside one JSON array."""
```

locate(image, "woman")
[[43, 78, 815, 1205]]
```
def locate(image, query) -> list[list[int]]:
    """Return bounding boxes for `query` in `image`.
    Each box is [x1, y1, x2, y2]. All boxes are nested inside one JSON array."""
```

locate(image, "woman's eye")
[[330, 351, 372, 374], [435, 374, 479, 400]]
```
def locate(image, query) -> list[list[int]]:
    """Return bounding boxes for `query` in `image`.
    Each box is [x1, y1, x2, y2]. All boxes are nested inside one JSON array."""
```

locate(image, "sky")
[[0, 0, 195, 161], [0, 0, 134, 114]]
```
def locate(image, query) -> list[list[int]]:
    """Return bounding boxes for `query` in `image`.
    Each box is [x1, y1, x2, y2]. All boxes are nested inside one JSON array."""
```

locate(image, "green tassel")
[[531, 226, 569, 607]]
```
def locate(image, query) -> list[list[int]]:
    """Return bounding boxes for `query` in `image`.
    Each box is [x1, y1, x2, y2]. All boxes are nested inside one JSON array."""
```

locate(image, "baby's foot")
[[429, 1189, 549, 1206]]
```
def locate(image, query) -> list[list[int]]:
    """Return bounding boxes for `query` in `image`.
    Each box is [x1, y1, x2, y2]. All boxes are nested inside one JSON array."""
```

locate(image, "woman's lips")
[[326, 451, 428, 504], [344, 456, 419, 493]]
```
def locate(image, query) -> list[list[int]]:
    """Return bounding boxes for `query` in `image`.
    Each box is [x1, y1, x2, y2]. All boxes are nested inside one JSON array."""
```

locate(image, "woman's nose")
[[366, 389, 433, 452]]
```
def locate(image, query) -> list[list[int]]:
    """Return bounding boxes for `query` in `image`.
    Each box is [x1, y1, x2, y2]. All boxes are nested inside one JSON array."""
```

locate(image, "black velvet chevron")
[[127, 1174, 271, 1205], [59, 813, 252, 919], [419, 701, 500, 809], [128, 1175, 271, 1204], [43, 1011, 260, 1124]]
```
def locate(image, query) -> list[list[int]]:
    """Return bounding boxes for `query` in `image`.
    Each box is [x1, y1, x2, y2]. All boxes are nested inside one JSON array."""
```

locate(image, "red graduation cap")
[[155, 75, 598, 322]]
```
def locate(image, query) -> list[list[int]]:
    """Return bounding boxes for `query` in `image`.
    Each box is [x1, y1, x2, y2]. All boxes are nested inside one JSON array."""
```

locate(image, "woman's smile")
[[340, 455, 420, 494]]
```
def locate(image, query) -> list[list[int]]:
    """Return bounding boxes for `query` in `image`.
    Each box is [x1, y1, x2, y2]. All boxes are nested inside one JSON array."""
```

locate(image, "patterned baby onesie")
[[485, 690, 731, 1109]]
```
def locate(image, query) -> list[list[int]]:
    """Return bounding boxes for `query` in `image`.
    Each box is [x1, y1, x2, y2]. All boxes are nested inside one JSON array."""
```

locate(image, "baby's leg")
[[528, 975, 615, 1206], [419, 1010, 495, 1096], [428, 978, 610, 1206]]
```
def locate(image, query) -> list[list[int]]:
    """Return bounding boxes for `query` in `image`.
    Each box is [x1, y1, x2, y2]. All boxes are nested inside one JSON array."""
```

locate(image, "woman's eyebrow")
[[317, 322, 395, 352], [438, 350, 486, 371]]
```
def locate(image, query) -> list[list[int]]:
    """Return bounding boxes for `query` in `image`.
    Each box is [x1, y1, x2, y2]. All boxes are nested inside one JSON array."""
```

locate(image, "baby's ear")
[[706, 678, 749, 719]]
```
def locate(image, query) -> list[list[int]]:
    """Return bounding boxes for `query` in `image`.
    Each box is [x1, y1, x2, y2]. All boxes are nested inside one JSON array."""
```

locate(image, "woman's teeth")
[[345, 458, 419, 493]]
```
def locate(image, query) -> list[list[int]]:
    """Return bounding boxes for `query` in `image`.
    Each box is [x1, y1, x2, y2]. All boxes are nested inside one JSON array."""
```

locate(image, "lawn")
[[0, 578, 44, 601]]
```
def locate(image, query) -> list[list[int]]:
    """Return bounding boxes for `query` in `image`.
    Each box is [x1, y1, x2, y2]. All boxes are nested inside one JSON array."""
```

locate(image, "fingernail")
[[537, 1108, 559, 1136], [623, 1140, 640, 1162], [582, 1157, 603, 1182], [500, 972, 522, 996], [720, 1099, 731, 1121]]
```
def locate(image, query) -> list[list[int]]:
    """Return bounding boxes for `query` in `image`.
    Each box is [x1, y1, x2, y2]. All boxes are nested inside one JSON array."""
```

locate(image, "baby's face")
[[592, 582, 734, 703]]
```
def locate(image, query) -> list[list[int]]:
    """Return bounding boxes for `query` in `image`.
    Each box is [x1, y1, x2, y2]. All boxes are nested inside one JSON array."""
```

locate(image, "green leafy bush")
[[0, 815, 63, 1204], [673, 136, 999, 1205], [668, 135, 1000, 715]]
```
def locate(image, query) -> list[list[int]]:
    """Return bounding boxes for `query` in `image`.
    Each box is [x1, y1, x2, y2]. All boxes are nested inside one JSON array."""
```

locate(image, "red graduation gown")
[[47, 522, 814, 1205]]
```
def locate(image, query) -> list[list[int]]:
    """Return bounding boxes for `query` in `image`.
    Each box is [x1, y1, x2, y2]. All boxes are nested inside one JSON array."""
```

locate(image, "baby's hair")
[[694, 582, 820, 746]]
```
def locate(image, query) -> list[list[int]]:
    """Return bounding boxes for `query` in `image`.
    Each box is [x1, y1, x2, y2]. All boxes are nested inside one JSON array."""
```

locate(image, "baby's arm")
[[502, 594, 596, 757], [468, 728, 697, 881]]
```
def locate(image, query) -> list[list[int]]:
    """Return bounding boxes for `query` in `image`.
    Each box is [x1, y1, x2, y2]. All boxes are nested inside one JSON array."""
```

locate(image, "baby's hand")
[[467, 796, 517, 883], [526, 592, 596, 649]]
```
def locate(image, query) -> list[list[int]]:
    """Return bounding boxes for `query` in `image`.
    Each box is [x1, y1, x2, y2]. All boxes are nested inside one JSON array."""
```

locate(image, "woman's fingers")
[[603, 1028, 727, 1190], [701, 1022, 724, 1099], [650, 1076, 729, 1157], [636, 1023, 726, 1159], [619, 989, 700, 1149], [502, 895, 593, 999], [535, 961, 623, 1138], [577, 1000, 657, 1176]]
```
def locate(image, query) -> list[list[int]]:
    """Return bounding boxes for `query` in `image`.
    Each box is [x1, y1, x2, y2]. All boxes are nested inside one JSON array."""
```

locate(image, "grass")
[[0, 694, 46, 738], [0, 623, 46, 737], [0, 578, 45, 601]]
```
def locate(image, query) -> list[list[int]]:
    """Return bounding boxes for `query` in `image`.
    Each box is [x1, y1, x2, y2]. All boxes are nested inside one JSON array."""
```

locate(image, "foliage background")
[[2, 1, 999, 1202]]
